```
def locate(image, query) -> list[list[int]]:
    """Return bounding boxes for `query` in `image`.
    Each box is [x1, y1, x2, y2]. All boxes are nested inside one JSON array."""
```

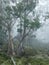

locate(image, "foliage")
[[0, 53, 49, 65], [0, 0, 41, 59]]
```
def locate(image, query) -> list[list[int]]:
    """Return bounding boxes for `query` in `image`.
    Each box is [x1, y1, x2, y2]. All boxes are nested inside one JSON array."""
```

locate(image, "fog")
[[12, 0, 49, 43], [0, 0, 49, 65], [36, 0, 49, 43]]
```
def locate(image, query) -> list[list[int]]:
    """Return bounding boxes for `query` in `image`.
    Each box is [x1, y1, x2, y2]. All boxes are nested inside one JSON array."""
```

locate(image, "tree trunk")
[[8, 31, 15, 56], [11, 56, 16, 65], [16, 39, 25, 57]]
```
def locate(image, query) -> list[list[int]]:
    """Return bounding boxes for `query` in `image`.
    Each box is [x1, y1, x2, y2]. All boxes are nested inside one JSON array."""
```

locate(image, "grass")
[[0, 53, 49, 65]]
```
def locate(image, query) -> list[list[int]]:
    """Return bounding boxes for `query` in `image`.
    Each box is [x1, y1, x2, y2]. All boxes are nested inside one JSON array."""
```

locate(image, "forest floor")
[[0, 53, 49, 65]]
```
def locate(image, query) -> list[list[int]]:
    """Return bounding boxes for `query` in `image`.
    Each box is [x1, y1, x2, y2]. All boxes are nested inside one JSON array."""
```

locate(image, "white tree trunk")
[[11, 56, 16, 65]]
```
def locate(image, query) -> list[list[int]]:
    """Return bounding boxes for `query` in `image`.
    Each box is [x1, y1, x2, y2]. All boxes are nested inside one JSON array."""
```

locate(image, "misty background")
[[12, 0, 49, 43], [0, 0, 49, 65]]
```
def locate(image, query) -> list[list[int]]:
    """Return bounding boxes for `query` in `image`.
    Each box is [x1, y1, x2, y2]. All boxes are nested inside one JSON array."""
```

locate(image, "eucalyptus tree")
[[0, 0, 18, 56], [12, 0, 41, 56], [0, 0, 18, 65], [0, 0, 41, 57]]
